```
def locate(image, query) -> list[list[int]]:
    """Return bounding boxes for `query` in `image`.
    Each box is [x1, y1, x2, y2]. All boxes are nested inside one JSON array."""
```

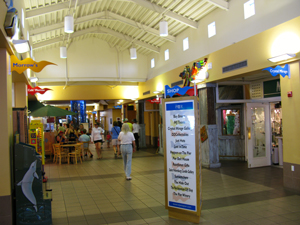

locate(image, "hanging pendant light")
[[160, 20, 168, 37], [64, 15, 74, 33], [60, 46, 67, 58], [130, 47, 137, 59]]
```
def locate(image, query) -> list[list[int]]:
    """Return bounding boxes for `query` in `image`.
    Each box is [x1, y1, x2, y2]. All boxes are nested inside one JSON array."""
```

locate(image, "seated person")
[[78, 129, 93, 158], [67, 125, 78, 142], [56, 131, 66, 144]]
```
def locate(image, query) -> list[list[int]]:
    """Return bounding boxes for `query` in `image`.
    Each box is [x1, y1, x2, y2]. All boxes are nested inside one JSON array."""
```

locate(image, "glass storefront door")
[[246, 103, 271, 168]]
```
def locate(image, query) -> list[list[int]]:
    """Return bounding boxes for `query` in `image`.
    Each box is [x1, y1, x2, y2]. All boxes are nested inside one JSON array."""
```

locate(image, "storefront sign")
[[11, 55, 57, 74], [146, 98, 160, 104], [165, 100, 197, 212], [113, 105, 122, 109], [263, 64, 290, 79], [27, 85, 52, 95], [165, 85, 197, 97]]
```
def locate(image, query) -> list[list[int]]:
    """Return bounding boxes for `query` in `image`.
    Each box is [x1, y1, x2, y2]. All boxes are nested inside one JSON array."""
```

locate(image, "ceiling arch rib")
[[29, 11, 176, 43], [25, 0, 199, 29], [32, 26, 160, 53]]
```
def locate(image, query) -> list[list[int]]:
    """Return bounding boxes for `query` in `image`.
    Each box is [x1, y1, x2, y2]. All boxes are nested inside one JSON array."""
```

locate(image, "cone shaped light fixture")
[[130, 47, 137, 59], [64, 15, 74, 33], [60, 46, 67, 58], [160, 20, 168, 37]]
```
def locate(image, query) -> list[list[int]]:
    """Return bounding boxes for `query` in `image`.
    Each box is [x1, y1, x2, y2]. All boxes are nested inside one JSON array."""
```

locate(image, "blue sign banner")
[[263, 64, 290, 79], [166, 102, 193, 111], [165, 85, 194, 97], [114, 105, 122, 109], [169, 201, 196, 211]]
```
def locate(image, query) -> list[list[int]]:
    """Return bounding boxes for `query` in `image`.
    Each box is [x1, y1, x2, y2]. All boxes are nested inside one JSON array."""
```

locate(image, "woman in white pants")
[[118, 123, 136, 180], [91, 122, 104, 159]]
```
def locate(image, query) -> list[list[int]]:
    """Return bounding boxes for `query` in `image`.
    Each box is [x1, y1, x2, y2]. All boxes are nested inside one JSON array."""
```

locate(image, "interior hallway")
[[44, 144, 300, 225]]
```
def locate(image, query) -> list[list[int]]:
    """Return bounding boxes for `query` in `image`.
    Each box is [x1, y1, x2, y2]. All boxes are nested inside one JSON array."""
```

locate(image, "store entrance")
[[246, 103, 271, 168]]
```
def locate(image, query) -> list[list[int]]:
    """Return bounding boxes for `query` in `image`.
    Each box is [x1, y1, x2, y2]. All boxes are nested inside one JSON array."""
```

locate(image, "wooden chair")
[[68, 143, 82, 164], [82, 141, 90, 157], [53, 144, 68, 164], [45, 142, 53, 160]]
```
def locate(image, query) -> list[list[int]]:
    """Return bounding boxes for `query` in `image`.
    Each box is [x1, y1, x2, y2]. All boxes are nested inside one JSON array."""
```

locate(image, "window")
[[183, 37, 189, 51], [22, 9, 25, 28], [222, 109, 240, 135], [208, 22, 216, 38], [151, 58, 155, 68], [244, 0, 255, 19], [218, 85, 244, 100], [165, 49, 169, 61]]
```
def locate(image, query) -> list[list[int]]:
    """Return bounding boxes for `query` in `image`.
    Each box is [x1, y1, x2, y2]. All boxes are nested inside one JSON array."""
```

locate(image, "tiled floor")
[[45, 144, 300, 225]]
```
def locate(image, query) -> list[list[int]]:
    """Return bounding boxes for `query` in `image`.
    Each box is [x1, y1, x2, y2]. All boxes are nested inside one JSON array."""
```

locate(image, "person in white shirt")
[[91, 122, 104, 159], [132, 119, 140, 151], [118, 123, 136, 180]]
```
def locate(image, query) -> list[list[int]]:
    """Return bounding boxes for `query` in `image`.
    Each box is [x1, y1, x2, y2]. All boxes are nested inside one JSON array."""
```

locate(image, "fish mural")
[[17, 160, 38, 212]]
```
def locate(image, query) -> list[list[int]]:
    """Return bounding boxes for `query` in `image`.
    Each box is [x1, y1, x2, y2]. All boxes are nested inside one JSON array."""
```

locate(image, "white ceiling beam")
[[29, 11, 176, 42], [33, 26, 160, 53], [98, 27, 160, 53], [32, 27, 99, 49], [107, 12, 176, 42], [26, 0, 198, 29], [29, 11, 106, 36], [205, 0, 229, 11], [26, 0, 127, 19], [129, 0, 198, 29]]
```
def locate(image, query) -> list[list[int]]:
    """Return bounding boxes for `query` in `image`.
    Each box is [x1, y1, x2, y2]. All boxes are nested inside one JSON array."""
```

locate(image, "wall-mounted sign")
[[11, 55, 57, 74], [146, 98, 160, 104], [113, 105, 122, 109], [165, 85, 197, 98], [263, 64, 290, 79], [27, 85, 52, 95]]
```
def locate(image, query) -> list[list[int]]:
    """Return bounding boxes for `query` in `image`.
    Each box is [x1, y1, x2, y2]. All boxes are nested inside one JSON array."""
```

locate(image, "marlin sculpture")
[[17, 160, 38, 212]]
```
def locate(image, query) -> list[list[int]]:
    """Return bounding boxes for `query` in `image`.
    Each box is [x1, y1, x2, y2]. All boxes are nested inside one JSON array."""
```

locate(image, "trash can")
[[272, 146, 279, 165]]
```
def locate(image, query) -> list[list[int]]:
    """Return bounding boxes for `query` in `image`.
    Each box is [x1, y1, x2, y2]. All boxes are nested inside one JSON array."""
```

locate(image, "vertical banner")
[[163, 96, 201, 223]]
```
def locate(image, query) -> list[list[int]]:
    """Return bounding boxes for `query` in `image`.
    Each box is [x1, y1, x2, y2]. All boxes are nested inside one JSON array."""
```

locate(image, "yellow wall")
[[14, 83, 28, 108], [139, 16, 300, 99], [281, 62, 300, 164], [0, 49, 13, 196], [37, 85, 139, 101], [112, 109, 121, 123]]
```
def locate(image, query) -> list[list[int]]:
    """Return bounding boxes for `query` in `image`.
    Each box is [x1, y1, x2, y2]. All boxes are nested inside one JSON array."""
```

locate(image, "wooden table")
[[61, 143, 85, 161]]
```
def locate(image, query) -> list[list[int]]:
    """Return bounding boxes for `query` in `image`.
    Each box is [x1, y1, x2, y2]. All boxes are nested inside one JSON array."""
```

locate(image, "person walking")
[[118, 123, 136, 180], [132, 119, 140, 151], [91, 122, 104, 159], [124, 118, 133, 131], [111, 121, 121, 158]]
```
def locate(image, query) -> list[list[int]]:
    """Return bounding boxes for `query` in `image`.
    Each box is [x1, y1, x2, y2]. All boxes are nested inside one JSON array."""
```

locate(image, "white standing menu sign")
[[165, 99, 197, 212]]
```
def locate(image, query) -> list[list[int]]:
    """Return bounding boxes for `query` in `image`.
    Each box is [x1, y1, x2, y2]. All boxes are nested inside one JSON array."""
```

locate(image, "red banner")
[[27, 85, 52, 95], [147, 98, 160, 104]]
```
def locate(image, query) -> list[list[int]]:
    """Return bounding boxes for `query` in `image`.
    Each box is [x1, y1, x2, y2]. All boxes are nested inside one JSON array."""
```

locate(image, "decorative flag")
[[11, 55, 57, 74], [27, 85, 52, 95]]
